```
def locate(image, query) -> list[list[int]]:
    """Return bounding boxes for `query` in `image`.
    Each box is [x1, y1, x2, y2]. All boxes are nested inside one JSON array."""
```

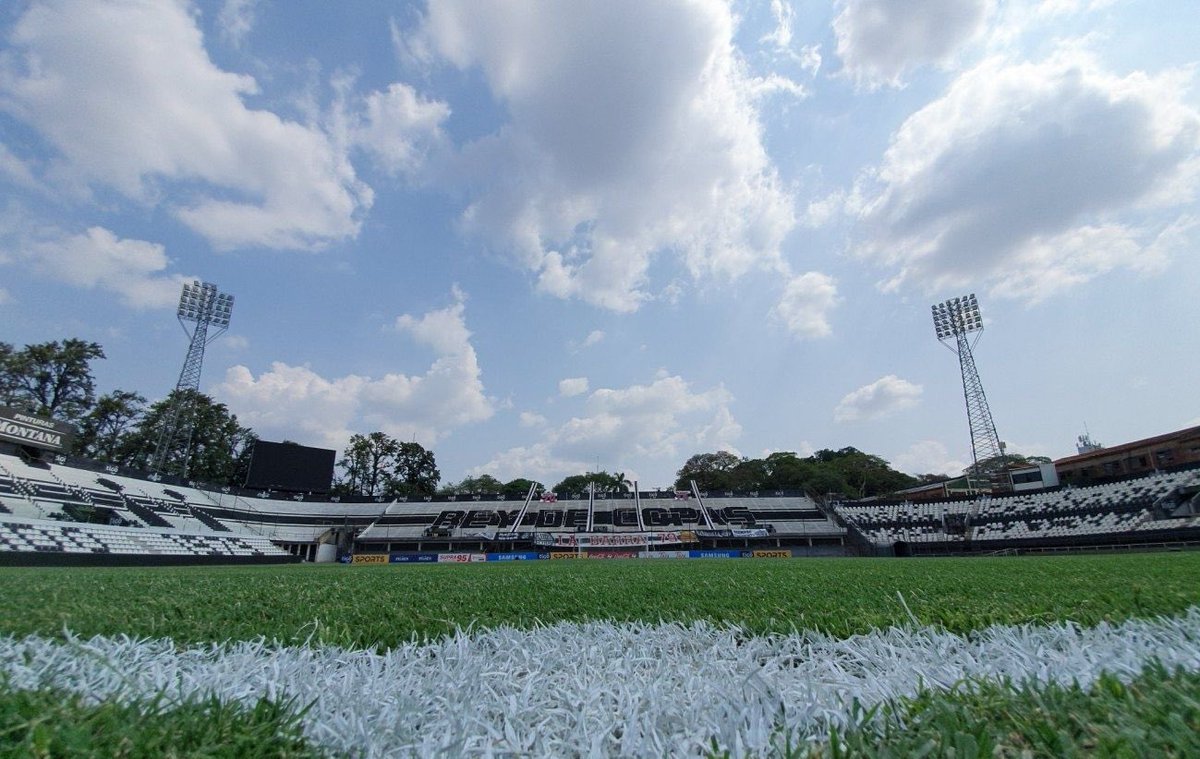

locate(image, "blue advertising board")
[[486, 552, 544, 561], [389, 552, 439, 563], [688, 549, 744, 559]]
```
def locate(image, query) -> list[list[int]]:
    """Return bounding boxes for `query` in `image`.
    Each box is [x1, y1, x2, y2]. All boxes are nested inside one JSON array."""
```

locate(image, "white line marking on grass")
[[3, 610, 1200, 757]]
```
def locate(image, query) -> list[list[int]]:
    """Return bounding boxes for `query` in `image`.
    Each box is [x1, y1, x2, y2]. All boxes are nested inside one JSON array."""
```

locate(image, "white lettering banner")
[[534, 531, 697, 548]]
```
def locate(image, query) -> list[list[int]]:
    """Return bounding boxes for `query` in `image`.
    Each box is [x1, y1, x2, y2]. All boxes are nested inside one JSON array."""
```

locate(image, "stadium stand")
[[0, 451, 311, 564], [835, 468, 1200, 555], [352, 493, 846, 556], [0, 515, 295, 566], [5, 446, 1197, 563]]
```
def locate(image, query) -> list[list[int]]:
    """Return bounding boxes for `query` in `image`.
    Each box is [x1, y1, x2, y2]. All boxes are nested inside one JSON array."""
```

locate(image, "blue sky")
[[2, 0, 1198, 488]]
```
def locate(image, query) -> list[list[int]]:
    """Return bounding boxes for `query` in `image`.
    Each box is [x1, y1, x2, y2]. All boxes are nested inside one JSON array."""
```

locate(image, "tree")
[[441, 474, 504, 495], [0, 339, 105, 423], [74, 390, 146, 461], [614, 472, 633, 491], [817, 447, 917, 499], [0, 342, 14, 406], [335, 432, 399, 497], [674, 446, 918, 499], [334, 434, 440, 497], [502, 478, 542, 499], [674, 451, 743, 490], [966, 453, 1052, 477], [551, 470, 629, 496], [915, 473, 952, 484], [759, 452, 820, 490], [117, 390, 256, 484], [392, 442, 440, 497]]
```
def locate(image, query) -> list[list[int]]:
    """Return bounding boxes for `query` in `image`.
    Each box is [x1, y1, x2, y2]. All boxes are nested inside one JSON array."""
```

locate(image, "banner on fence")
[[438, 552, 478, 563], [389, 553, 438, 563], [694, 528, 770, 539], [534, 531, 696, 548]]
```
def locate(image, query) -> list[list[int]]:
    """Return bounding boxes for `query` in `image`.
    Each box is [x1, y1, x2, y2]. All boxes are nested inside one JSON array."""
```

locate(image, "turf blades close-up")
[[2, 609, 1199, 757]]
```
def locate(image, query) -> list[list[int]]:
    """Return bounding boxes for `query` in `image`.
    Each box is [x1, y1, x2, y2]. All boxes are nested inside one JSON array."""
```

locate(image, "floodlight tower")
[[931, 294, 1007, 485], [151, 281, 234, 477]]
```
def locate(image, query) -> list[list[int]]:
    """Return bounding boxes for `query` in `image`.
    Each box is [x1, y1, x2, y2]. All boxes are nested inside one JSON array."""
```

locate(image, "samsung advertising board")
[[0, 407, 75, 453]]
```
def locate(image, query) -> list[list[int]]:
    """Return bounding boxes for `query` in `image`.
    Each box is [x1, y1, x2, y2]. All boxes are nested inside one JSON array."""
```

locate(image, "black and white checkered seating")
[[837, 469, 1200, 547], [0, 517, 290, 558]]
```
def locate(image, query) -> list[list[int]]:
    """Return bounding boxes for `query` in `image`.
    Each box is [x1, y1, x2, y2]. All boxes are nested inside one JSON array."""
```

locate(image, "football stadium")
[[4, 1, 1200, 756], [3, 360, 1200, 755]]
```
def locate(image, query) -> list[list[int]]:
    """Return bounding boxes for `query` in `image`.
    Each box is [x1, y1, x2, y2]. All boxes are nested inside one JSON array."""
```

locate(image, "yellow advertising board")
[[550, 551, 586, 560], [351, 554, 388, 565], [751, 550, 791, 559]]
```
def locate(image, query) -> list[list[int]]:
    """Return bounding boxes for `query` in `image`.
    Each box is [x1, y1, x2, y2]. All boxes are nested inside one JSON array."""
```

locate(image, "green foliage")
[[0, 343, 13, 406], [0, 338, 105, 423], [441, 473, 504, 495], [117, 390, 256, 485], [969, 452, 1053, 477], [0, 682, 320, 758], [73, 389, 146, 461], [813, 663, 1200, 758], [502, 478, 542, 499], [0, 553, 1197, 650], [334, 433, 440, 498], [551, 470, 630, 495], [675, 447, 916, 498], [675, 451, 743, 490]]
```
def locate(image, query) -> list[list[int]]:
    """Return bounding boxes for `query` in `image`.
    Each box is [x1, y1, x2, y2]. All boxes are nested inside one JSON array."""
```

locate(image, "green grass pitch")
[[2, 552, 1199, 647], [2, 551, 1199, 756]]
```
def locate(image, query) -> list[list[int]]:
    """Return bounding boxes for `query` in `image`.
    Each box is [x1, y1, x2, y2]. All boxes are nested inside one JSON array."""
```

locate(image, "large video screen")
[[244, 440, 336, 493]]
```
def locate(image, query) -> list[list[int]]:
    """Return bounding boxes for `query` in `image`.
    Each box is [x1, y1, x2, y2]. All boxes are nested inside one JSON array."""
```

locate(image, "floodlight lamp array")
[[176, 280, 234, 326], [931, 293, 982, 340]]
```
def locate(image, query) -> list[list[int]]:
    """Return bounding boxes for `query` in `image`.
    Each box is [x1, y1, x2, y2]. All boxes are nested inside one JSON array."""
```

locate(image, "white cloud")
[[833, 0, 992, 88], [834, 375, 923, 423], [217, 0, 261, 47], [987, 220, 1188, 302], [1035, 0, 1117, 18], [848, 50, 1200, 299], [472, 375, 741, 487], [797, 45, 823, 77], [0, 0, 372, 250], [582, 330, 605, 348], [761, 0, 822, 77], [3, 226, 190, 309], [0, 144, 37, 189], [761, 0, 795, 52], [748, 74, 809, 101], [411, 0, 795, 311], [891, 440, 970, 477], [558, 377, 590, 398], [518, 411, 547, 428], [220, 335, 250, 351], [216, 290, 493, 449], [344, 82, 450, 177], [773, 272, 839, 338]]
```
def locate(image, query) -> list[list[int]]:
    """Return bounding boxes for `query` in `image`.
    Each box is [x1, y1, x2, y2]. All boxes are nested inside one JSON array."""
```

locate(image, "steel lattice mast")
[[151, 281, 234, 477], [932, 294, 1007, 485]]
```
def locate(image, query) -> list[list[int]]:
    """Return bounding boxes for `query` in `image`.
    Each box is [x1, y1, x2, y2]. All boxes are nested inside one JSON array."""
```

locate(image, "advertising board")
[[0, 406, 75, 452]]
